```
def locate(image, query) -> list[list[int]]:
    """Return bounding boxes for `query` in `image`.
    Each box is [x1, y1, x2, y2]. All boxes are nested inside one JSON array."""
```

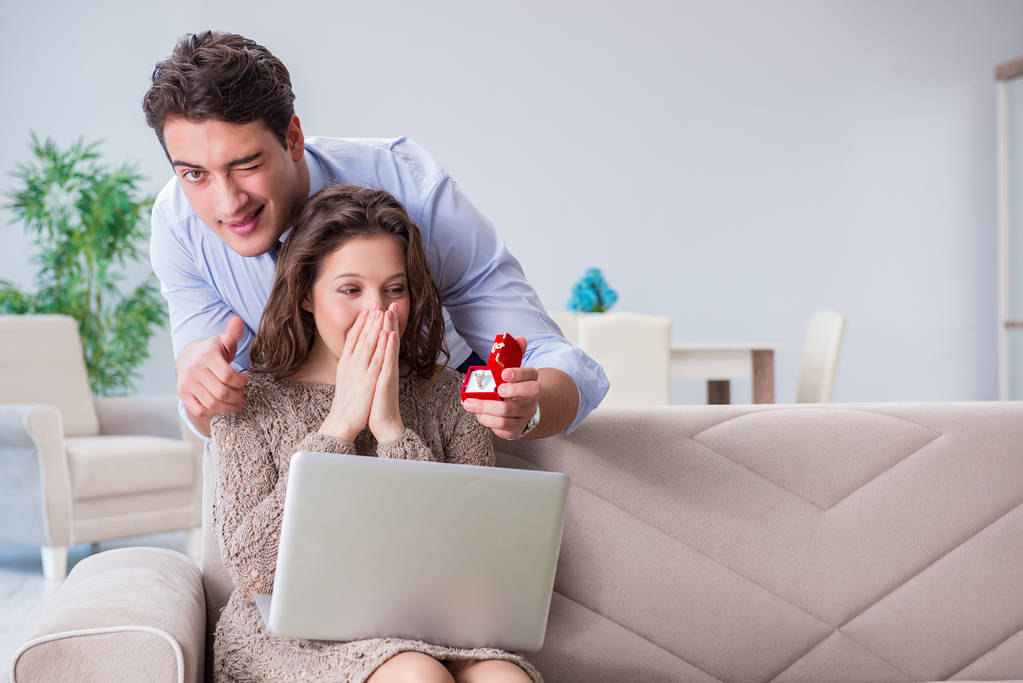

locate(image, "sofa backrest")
[[0, 315, 100, 437], [203, 402, 1023, 683], [496, 402, 1023, 683]]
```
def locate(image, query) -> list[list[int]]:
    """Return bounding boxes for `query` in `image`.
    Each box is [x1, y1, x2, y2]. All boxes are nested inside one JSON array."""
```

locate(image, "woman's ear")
[[301, 294, 313, 313]]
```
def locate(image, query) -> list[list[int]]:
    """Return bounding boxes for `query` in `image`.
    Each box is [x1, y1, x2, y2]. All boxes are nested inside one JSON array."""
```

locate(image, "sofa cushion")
[[66, 436, 196, 500], [9, 547, 204, 683]]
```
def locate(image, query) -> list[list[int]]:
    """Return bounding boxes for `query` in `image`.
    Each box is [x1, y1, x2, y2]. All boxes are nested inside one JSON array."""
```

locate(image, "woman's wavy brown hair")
[[250, 184, 448, 380]]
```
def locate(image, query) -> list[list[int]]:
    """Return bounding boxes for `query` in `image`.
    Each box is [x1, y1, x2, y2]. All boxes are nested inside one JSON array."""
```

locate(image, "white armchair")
[[0, 315, 202, 579]]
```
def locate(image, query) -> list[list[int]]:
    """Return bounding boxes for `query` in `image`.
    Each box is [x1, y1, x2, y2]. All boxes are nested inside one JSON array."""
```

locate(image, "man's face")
[[162, 116, 307, 257]]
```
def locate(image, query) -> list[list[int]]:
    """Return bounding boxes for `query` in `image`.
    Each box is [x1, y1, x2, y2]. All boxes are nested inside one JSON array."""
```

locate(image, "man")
[[144, 31, 608, 440]]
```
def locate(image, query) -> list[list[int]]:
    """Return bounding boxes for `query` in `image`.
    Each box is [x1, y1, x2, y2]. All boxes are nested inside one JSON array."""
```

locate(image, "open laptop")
[[254, 450, 569, 652]]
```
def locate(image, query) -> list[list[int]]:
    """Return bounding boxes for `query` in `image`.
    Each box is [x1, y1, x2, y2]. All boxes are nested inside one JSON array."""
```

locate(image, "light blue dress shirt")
[[150, 136, 608, 434]]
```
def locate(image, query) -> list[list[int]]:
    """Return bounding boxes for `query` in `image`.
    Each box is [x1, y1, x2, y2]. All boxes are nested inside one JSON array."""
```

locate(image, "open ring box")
[[460, 333, 523, 402]]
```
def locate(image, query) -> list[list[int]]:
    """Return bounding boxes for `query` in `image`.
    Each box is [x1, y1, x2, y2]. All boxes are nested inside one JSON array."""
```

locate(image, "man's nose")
[[215, 177, 248, 219]]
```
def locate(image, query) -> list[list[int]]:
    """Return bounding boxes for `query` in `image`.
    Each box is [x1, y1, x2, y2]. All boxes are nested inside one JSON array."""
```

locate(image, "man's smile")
[[224, 204, 265, 236]]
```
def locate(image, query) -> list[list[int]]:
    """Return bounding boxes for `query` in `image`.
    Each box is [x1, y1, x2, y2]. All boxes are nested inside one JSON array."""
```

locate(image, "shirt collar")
[[306, 144, 330, 195]]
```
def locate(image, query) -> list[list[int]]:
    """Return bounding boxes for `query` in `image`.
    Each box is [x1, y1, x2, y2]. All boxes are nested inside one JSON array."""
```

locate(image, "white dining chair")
[[576, 312, 671, 407], [796, 309, 847, 403]]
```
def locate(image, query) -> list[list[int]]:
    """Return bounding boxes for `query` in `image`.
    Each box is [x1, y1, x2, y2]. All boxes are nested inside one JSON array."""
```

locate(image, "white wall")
[[2, 0, 1022, 404]]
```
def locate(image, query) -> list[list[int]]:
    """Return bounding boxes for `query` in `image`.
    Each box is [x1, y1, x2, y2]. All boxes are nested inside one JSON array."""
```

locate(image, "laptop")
[[254, 450, 569, 652]]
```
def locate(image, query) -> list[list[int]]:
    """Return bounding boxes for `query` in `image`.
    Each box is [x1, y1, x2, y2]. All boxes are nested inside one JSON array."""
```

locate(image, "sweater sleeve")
[[376, 428, 436, 461], [211, 409, 358, 596]]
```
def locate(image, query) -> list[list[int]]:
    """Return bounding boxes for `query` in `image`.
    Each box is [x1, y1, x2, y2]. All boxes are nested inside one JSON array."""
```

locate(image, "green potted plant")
[[2, 134, 166, 395]]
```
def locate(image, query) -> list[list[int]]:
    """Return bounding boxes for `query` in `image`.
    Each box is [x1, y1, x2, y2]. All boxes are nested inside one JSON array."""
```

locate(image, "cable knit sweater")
[[210, 368, 542, 682]]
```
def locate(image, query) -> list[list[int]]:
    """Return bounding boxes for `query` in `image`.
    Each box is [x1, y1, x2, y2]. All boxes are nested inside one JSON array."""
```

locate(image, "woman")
[[211, 184, 541, 682]]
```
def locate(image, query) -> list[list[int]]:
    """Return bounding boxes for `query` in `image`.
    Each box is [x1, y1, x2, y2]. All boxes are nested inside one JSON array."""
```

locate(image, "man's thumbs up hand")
[[175, 316, 249, 437], [216, 316, 246, 363]]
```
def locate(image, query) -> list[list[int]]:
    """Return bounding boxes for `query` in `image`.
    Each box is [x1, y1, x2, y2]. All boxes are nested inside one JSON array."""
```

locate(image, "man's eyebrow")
[[171, 152, 263, 170]]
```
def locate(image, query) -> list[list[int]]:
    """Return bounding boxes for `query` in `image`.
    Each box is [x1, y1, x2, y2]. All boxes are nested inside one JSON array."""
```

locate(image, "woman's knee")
[[367, 651, 455, 683], [449, 659, 532, 683]]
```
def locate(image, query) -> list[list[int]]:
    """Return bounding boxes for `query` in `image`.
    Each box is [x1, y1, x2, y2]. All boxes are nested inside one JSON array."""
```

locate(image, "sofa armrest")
[[0, 404, 72, 547], [10, 547, 206, 683], [94, 394, 188, 440]]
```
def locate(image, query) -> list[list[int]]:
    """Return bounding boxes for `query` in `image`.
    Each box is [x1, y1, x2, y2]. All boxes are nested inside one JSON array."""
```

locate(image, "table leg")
[[752, 349, 775, 403], [708, 380, 731, 404]]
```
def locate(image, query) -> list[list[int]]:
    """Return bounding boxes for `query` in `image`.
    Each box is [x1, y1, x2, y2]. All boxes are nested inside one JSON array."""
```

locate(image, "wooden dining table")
[[670, 342, 780, 404]]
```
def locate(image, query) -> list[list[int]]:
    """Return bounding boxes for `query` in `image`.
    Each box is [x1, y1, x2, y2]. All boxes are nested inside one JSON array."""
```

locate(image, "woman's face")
[[303, 234, 411, 359]]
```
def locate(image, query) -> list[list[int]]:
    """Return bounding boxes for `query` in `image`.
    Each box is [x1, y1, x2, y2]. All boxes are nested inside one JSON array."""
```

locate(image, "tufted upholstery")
[[497, 402, 1023, 682]]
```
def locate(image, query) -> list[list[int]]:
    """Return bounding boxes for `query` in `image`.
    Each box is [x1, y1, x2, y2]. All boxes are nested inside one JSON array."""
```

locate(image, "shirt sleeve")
[[416, 168, 609, 433], [150, 200, 256, 365], [150, 198, 255, 439]]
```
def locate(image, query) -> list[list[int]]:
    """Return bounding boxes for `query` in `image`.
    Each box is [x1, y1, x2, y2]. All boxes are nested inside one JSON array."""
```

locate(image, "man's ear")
[[287, 114, 304, 162]]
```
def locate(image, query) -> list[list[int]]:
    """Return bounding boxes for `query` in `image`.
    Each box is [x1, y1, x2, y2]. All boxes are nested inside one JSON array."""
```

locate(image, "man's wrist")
[[511, 404, 541, 440]]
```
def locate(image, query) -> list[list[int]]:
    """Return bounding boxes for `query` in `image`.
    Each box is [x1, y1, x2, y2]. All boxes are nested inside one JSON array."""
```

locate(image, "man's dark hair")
[[142, 31, 295, 149]]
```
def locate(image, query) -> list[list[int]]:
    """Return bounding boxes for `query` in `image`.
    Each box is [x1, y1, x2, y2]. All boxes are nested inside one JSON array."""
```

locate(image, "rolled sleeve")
[[415, 169, 608, 431], [521, 333, 609, 433]]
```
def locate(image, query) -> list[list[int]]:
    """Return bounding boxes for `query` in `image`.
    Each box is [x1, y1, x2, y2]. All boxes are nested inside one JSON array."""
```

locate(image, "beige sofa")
[[11, 401, 1023, 682]]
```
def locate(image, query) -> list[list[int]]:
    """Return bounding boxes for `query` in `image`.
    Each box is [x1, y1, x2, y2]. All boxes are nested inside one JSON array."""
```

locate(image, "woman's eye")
[[338, 287, 360, 296], [386, 286, 406, 296]]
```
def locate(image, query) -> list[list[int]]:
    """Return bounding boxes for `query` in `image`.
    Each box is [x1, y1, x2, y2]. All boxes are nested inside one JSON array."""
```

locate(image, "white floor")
[[0, 531, 191, 683]]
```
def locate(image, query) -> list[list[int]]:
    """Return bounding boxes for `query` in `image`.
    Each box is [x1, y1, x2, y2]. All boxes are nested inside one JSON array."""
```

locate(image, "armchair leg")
[[186, 527, 202, 563], [41, 545, 67, 580]]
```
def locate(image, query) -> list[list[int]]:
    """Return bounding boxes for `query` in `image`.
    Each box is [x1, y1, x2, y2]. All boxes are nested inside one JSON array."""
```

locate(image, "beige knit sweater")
[[210, 368, 542, 682]]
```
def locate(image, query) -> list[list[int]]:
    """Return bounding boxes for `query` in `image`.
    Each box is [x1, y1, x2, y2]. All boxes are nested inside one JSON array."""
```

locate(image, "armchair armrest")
[[94, 394, 187, 440], [0, 404, 71, 547], [10, 547, 206, 683]]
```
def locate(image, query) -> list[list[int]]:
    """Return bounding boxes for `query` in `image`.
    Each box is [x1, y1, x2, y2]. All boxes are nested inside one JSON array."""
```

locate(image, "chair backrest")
[[0, 315, 100, 436], [796, 309, 846, 403], [576, 312, 671, 407]]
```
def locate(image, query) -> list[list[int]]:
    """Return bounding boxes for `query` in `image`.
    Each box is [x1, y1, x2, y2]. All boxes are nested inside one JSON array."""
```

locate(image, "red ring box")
[[460, 333, 523, 401]]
